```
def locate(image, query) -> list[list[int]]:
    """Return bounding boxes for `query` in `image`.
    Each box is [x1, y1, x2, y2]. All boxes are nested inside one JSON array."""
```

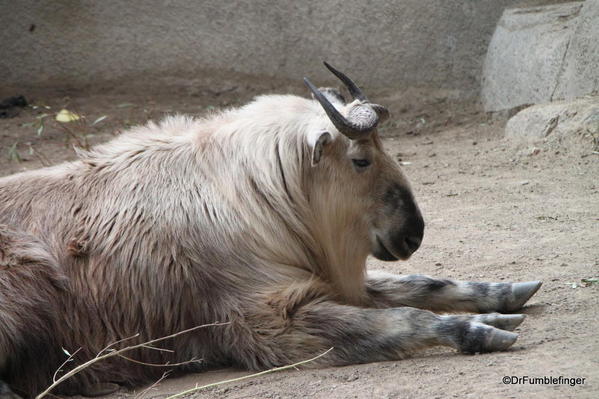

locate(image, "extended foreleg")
[[234, 288, 522, 370], [365, 271, 542, 313]]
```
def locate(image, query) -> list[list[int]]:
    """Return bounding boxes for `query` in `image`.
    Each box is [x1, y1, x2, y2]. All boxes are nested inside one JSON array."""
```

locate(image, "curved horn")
[[323, 61, 368, 102], [304, 77, 376, 140]]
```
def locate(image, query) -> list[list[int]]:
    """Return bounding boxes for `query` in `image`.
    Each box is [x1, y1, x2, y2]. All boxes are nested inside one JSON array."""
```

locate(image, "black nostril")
[[404, 236, 422, 252]]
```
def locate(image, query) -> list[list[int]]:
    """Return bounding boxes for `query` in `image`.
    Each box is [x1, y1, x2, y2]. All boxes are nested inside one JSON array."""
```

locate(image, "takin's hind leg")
[[0, 226, 70, 398], [233, 285, 522, 370], [365, 271, 542, 313]]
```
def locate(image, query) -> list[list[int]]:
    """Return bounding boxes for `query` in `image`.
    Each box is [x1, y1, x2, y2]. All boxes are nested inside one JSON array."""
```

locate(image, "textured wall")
[[481, 2, 584, 111], [0, 0, 522, 96], [482, 0, 599, 111], [554, 0, 599, 100]]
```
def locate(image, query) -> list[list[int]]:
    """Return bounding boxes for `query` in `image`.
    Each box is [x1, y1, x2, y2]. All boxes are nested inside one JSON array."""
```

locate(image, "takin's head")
[[304, 62, 424, 261]]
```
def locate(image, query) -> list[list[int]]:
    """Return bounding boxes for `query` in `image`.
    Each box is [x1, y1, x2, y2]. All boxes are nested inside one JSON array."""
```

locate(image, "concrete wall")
[[0, 0, 523, 96]]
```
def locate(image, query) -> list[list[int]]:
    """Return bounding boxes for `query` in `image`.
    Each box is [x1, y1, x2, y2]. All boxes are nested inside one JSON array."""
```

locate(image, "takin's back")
[[0, 107, 314, 395]]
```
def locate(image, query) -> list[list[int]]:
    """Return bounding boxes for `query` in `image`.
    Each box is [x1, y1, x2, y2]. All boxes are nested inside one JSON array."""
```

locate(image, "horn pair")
[[304, 62, 387, 140]]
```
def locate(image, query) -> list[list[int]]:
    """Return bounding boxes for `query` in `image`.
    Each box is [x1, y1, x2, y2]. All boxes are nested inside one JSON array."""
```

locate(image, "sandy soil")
[[1, 80, 598, 399]]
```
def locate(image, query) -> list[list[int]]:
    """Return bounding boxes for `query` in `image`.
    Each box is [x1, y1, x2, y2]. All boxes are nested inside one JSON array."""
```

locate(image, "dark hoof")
[[459, 323, 519, 354], [504, 281, 542, 312], [477, 313, 526, 331], [483, 327, 519, 352]]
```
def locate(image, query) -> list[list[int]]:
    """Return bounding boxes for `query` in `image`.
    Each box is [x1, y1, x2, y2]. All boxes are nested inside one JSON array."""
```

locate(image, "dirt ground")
[[1, 78, 598, 399]]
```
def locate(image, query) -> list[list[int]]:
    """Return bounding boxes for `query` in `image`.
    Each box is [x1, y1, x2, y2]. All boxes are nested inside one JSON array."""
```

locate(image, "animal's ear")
[[370, 103, 390, 124], [310, 131, 332, 166]]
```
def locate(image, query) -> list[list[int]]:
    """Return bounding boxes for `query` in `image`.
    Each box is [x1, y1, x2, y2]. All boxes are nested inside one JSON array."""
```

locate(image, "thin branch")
[[52, 348, 82, 382], [117, 353, 202, 368], [57, 123, 86, 149], [135, 371, 170, 399], [96, 332, 140, 357], [27, 143, 52, 167], [141, 344, 175, 353], [165, 347, 334, 399], [36, 322, 229, 399]]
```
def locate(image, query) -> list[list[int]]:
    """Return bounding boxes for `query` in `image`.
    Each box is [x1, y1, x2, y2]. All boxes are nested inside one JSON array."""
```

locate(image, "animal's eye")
[[352, 159, 371, 169]]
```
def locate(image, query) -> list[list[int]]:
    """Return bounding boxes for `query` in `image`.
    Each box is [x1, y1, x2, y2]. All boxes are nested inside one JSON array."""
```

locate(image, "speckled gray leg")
[[241, 300, 519, 369], [366, 271, 542, 313]]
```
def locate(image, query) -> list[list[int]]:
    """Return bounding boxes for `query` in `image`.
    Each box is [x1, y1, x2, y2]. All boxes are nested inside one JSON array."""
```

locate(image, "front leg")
[[366, 271, 542, 313], [237, 293, 522, 371]]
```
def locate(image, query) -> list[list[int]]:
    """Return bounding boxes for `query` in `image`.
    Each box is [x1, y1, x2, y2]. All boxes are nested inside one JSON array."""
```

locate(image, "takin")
[[0, 63, 541, 398]]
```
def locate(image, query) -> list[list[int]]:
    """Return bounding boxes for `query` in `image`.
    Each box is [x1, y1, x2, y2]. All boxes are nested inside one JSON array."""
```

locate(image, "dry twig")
[[36, 322, 229, 399], [165, 347, 334, 399], [134, 371, 171, 399]]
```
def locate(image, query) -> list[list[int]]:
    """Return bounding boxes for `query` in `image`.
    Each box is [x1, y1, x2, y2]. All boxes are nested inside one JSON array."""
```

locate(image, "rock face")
[[505, 96, 599, 142], [482, 2, 585, 112], [554, 0, 599, 100]]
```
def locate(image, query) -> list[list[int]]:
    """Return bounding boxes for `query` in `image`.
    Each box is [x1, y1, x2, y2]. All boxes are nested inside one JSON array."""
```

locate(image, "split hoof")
[[483, 327, 519, 352], [476, 313, 526, 331], [459, 322, 519, 354]]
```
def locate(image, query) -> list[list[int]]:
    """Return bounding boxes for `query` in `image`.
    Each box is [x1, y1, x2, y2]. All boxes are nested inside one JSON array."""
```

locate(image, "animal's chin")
[[372, 235, 411, 261]]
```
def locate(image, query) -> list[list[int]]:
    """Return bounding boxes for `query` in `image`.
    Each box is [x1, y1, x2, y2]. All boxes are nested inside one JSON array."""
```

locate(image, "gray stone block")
[[505, 96, 599, 141], [554, 0, 599, 99], [482, 2, 584, 112]]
